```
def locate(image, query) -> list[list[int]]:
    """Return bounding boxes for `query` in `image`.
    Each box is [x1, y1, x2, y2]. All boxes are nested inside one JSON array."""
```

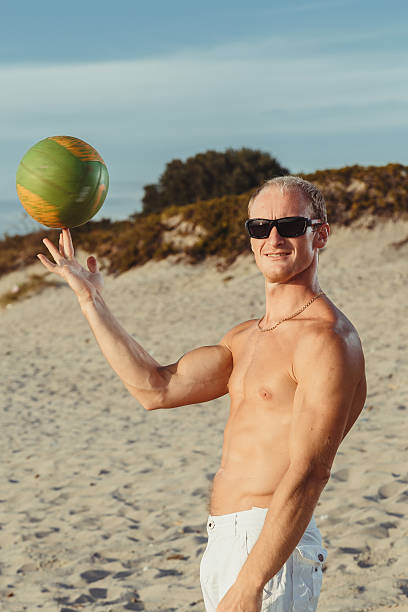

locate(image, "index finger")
[[43, 236, 63, 263]]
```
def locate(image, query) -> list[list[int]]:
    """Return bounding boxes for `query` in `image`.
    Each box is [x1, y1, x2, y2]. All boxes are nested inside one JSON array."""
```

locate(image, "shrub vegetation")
[[142, 148, 289, 214], [1, 162, 407, 279]]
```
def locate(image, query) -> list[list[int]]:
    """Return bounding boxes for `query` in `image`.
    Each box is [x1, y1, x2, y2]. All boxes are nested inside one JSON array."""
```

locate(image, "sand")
[[1, 219, 408, 611]]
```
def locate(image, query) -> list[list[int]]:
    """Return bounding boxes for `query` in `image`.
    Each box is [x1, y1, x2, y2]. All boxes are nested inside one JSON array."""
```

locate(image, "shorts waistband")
[[208, 506, 267, 526], [206, 506, 318, 538]]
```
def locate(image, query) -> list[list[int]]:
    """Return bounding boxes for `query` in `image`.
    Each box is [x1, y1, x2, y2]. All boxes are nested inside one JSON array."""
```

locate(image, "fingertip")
[[88, 255, 98, 271]]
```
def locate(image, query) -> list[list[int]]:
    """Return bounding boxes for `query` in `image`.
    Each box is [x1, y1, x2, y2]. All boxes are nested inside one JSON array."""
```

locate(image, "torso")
[[209, 297, 366, 515]]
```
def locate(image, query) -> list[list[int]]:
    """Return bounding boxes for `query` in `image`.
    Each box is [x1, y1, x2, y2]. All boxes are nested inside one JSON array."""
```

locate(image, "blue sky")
[[1, 0, 407, 235]]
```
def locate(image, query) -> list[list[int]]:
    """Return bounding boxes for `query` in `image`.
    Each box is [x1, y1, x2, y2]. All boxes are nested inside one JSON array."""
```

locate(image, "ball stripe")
[[49, 136, 106, 164], [16, 184, 63, 227], [88, 184, 108, 219]]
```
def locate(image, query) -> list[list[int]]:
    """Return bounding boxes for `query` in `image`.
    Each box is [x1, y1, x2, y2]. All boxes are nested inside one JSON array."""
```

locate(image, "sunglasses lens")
[[277, 219, 307, 237], [246, 217, 310, 238], [247, 219, 271, 238]]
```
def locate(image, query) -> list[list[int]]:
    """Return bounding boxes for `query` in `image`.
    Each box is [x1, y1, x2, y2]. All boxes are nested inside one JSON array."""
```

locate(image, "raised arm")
[[38, 229, 233, 410]]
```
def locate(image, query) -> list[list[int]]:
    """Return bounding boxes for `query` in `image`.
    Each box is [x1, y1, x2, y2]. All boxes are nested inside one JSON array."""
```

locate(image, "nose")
[[266, 225, 285, 245]]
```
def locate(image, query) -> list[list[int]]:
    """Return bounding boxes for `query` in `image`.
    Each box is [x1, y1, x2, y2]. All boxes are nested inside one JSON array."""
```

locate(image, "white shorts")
[[200, 506, 327, 612]]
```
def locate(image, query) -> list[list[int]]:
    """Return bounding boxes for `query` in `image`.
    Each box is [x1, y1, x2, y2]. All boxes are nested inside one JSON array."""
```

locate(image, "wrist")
[[237, 561, 266, 594], [78, 291, 101, 313]]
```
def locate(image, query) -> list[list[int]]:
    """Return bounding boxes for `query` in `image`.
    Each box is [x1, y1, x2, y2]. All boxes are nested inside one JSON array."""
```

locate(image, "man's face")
[[248, 187, 326, 284]]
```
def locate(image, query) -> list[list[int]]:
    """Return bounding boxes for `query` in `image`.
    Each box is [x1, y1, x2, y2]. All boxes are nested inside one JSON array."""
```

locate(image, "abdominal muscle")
[[209, 400, 292, 515]]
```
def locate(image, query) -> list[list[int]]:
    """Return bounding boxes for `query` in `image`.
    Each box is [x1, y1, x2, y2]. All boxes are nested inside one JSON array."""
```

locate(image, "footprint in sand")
[[79, 569, 110, 583], [378, 481, 406, 499]]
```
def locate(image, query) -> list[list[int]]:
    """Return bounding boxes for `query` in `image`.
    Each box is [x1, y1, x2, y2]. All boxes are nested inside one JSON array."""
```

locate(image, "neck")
[[262, 260, 321, 327]]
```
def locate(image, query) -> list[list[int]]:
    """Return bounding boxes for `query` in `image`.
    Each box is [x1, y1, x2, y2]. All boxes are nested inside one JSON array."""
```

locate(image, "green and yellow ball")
[[16, 136, 109, 228]]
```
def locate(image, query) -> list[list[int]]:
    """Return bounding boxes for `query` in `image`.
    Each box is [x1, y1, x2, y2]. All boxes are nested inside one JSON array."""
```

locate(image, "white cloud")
[[1, 37, 407, 122]]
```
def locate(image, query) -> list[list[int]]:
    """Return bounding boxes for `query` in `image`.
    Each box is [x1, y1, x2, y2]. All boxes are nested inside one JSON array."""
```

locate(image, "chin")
[[265, 273, 293, 284], [256, 259, 290, 278], [260, 267, 293, 284]]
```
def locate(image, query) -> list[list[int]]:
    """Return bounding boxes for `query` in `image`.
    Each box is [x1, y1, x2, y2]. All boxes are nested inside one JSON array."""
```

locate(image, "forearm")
[[238, 467, 328, 592], [79, 293, 164, 408]]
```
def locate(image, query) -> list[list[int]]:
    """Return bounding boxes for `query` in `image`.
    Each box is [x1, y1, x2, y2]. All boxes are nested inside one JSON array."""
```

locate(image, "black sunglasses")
[[245, 216, 323, 239]]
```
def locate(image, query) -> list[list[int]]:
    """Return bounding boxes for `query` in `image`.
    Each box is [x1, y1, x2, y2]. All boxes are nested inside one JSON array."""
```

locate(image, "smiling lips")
[[264, 252, 290, 257]]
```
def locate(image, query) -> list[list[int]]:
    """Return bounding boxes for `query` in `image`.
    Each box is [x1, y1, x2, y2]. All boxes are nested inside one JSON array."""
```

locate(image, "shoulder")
[[219, 319, 257, 351], [293, 305, 365, 383]]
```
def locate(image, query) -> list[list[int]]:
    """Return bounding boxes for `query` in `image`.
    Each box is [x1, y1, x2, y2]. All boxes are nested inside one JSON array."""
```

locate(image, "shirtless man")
[[38, 176, 366, 611]]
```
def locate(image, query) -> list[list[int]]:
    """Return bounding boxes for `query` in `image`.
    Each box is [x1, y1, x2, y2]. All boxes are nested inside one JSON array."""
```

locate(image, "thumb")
[[87, 255, 98, 273]]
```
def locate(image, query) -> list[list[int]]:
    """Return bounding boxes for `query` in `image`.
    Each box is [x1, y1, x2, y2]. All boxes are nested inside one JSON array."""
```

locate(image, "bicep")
[[289, 335, 364, 477], [156, 342, 233, 409]]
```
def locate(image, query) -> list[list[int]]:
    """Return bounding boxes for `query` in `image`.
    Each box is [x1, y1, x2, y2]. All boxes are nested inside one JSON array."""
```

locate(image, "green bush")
[[142, 148, 289, 214], [1, 162, 407, 279]]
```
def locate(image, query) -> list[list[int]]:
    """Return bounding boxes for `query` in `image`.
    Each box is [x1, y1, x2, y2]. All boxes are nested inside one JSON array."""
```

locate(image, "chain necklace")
[[257, 291, 325, 332]]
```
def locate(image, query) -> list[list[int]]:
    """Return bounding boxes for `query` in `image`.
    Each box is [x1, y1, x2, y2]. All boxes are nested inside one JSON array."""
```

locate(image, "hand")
[[37, 228, 103, 304], [216, 582, 263, 612]]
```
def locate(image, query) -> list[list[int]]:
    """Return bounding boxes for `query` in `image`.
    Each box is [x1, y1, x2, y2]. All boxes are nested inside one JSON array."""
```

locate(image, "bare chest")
[[228, 326, 297, 411]]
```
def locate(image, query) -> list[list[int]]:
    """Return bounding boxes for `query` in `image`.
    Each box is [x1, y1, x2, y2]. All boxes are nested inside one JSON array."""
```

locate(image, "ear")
[[314, 223, 330, 249]]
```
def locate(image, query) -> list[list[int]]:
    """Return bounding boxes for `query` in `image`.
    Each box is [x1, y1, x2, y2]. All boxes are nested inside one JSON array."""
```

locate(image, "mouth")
[[263, 252, 290, 258]]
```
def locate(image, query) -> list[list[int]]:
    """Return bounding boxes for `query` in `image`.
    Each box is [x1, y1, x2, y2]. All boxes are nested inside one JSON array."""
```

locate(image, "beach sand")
[[1, 219, 408, 611]]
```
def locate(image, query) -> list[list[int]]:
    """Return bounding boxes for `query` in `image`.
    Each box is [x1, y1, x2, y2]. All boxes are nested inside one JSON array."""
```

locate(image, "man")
[[38, 176, 366, 611]]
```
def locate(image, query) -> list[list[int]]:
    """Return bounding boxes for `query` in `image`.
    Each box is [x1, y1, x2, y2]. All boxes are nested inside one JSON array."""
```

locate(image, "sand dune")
[[1, 219, 408, 611]]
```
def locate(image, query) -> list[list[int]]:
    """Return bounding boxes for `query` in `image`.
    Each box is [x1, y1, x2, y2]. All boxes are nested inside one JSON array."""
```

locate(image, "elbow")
[[307, 464, 331, 491], [138, 397, 155, 411], [124, 384, 166, 411], [143, 400, 161, 411], [298, 468, 331, 502], [312, 467, 331, 486], [290, 461, 331, 491], [143, 388, 167, 411]]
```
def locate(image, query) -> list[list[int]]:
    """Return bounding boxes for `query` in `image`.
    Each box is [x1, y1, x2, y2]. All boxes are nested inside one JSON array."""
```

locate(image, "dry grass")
[[0, 273, 60, 308], [1, 162, 408, 280]]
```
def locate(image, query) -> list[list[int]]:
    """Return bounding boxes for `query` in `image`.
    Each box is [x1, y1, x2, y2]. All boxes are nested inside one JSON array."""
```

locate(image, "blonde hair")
[[248, 176, 327, 223]]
